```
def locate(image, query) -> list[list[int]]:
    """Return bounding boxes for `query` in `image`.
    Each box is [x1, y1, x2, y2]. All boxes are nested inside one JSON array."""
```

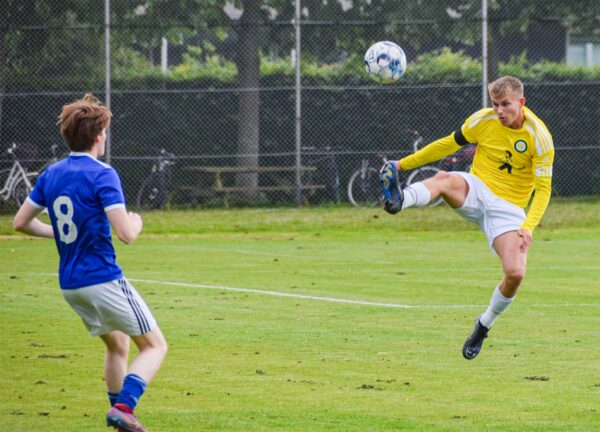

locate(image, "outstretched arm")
[[13, 201, 54, 238], [396, 132, 463, 170]]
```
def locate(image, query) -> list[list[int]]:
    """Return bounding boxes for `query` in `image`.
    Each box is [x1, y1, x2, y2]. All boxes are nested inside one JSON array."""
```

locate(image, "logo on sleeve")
[[514, 140, 528, 153]]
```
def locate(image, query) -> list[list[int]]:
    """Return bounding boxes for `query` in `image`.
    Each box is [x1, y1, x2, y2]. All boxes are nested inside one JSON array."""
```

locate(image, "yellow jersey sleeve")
[[398, 133, 461, 170], [398, 108, 491, 170], [521, 148, 554, 232]]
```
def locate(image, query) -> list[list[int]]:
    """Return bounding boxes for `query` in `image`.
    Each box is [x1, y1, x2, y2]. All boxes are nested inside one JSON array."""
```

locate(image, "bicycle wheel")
[[406, 166, 443, 206], [136, 174, 168, 211], [347, 167, 383, 207], [12, 174, 36, 207]]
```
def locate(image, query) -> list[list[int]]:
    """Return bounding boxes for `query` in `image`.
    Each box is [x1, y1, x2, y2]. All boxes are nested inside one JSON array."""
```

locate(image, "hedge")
[[2, 50, 600, 202]]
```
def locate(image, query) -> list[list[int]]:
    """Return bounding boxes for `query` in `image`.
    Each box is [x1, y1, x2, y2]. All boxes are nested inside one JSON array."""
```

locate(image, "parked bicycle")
[[347, 130, 474, 207], [0, 143, 40, 207], [439, 143, 475, 173], [136, 148, 175, 211]]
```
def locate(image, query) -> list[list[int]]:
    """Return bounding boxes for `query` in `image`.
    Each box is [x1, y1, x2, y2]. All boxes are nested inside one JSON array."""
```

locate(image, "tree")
[[3, 0, 598, 171], [233, 0, 262, 196]]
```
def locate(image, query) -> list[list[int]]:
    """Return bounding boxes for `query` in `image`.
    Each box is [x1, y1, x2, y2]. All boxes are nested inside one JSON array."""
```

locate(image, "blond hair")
[[57, 93, 112, 152], [488, 76, 524, 99]]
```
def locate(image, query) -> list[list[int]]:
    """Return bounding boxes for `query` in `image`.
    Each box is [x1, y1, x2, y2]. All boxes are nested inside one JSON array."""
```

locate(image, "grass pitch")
[[1, 200, 599, 431]]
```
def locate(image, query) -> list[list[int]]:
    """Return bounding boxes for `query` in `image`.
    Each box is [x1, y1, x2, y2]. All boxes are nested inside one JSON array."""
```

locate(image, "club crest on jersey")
[[514, 140, 528, 153]]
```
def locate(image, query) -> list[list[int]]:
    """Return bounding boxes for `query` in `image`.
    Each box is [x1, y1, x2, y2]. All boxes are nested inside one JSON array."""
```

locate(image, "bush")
[[2, 50, 599, 202]]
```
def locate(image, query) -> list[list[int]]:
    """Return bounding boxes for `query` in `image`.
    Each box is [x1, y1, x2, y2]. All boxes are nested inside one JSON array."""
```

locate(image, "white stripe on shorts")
[[62, 278, 157, 336], [119, 278, 152, 334]]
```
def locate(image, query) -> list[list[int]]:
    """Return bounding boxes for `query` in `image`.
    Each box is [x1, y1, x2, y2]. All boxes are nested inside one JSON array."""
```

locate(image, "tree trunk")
[[234, 0, 261, 199]]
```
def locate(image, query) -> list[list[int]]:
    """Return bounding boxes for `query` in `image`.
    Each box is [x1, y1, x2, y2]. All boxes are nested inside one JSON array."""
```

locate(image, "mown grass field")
[[1, 200, 599, 431]]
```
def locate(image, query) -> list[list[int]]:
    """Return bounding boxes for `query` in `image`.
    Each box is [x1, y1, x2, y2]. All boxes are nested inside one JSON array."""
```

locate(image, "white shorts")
[[62, 278, 157, 337], [453, 172, 526, 253]]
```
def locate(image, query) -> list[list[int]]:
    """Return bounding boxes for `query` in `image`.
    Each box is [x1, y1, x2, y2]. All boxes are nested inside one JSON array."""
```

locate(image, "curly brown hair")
[[57, 93, 112, 152]]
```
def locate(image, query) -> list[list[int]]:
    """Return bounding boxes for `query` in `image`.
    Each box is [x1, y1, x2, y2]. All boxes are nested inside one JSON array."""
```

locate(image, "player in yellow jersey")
[[381, 76, 554, 360]]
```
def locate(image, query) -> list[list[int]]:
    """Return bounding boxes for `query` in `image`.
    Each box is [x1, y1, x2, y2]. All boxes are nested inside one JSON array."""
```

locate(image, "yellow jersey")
[[399, 106, 554, 232]]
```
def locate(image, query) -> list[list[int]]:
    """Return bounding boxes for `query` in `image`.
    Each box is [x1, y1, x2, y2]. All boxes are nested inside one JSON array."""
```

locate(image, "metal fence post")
[[105, 0, 112, 163], [481, 0, 488, 108], [294, 0, 302, 206]]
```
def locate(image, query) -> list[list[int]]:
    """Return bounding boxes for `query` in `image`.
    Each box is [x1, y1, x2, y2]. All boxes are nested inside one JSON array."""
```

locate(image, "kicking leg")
[[403, 171, 469, 210]]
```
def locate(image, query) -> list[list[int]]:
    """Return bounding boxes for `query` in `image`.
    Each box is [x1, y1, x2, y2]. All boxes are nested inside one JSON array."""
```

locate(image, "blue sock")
[[108, 391, 119, 407], [116, 374, 147, 411]]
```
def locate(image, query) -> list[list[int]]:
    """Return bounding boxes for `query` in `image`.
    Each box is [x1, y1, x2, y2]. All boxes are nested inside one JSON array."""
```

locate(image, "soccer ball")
[[364, 41, 407, 84]]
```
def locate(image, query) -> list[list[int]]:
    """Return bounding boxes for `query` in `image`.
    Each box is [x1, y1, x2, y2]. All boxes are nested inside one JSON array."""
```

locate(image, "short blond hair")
[[488, 76, 524, 99]]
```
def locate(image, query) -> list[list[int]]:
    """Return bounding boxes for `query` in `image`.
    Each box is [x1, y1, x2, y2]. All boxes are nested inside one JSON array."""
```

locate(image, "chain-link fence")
[[1, 0, 599, 212]]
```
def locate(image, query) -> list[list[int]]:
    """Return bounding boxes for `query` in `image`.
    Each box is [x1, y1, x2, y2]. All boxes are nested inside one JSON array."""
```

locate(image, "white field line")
[[145, 245, 600, 271], [129, 278, 470, 309], [129, 278, 600, 310], [12, 273, 600, 309]]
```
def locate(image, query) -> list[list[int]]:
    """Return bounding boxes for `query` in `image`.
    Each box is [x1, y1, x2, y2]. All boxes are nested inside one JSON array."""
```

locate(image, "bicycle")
[[439, 144, 475, 173], [0, 143, 40, 207], [347, 130, 442, 207], [136, 148, 175, 211]]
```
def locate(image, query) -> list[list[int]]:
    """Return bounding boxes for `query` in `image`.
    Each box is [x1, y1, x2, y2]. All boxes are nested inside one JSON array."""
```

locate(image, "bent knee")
[[433, 170, 451, 181], [111, 343, 129, 357], [104, 332, 130, 356], [505, 267, 526, 284], [150, 329, 169, 355], [429, 171, 467, 195], [158, 338, 169, 355], [432, 171, 465, 186]]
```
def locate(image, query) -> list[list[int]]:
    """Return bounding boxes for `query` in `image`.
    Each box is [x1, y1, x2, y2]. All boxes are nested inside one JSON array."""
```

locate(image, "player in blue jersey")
[[13, 93, 167, 432]]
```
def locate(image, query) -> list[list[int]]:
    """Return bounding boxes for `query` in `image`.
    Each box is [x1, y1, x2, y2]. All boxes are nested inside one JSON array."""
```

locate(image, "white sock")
[[479, 286, 514, 329], [401, 182, 431, 209]]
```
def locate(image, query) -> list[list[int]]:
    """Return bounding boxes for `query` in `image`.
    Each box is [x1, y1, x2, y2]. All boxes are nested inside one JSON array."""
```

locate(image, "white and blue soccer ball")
[[364, 41, 407, 84]]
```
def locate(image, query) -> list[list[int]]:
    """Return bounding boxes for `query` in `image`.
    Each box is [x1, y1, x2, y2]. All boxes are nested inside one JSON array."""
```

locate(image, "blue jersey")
[[28, 153, 125, 289]]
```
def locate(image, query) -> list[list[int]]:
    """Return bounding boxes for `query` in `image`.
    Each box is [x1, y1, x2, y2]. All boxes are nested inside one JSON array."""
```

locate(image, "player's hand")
[[129, 211, 142, 222], [129, 211, 143, 233], [517, 228, 532, 254]]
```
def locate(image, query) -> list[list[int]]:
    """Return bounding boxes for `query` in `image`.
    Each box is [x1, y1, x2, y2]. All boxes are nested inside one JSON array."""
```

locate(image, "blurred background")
[[1, 0, 599, 211]]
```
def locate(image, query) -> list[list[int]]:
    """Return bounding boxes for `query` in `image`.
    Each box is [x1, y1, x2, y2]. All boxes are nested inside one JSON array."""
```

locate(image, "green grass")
[[1, 201, 599, 431]]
